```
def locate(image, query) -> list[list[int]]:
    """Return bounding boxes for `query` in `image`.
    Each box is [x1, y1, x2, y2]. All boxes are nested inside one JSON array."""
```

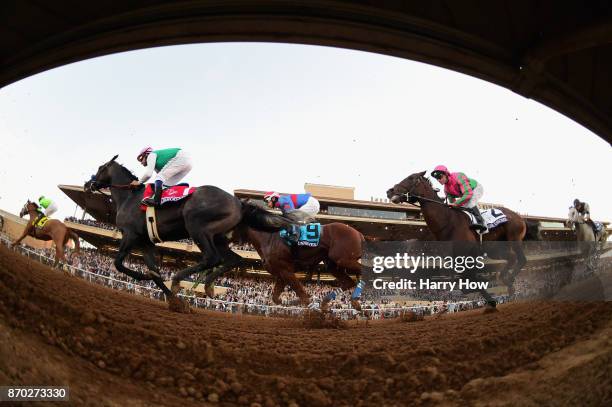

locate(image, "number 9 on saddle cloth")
[[280, 210, 321, 247]]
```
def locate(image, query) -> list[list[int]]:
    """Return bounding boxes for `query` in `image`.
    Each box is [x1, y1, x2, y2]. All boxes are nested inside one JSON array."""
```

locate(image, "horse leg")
[[114, 235, 152, 282], [171, 231, 227, 293], [269, 259, 310, 306], [53, 231, 68, 271], [68, 230, 81, 259], [142, 244, 173, 300], [201, 245, 244, 297], [272, 279, 285, 305], [499, 250, 517, 296], [325, 262, 361, 311]]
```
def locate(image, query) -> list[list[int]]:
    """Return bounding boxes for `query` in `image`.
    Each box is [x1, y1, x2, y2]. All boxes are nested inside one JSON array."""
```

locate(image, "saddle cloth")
[[140, 183, 195, 211], [463, 208, 508, 229], [31, 215, 49, 229], [280, 223, 323, 247]]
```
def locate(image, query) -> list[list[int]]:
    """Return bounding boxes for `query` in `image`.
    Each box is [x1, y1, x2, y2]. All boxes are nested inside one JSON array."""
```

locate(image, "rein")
[[400, 177, 448, 207]]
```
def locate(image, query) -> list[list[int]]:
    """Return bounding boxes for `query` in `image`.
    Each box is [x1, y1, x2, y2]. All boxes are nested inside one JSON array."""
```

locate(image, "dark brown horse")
[[12, 200, 81, 268], [387, 171, 538, 303], [213, 220, 365, 311]]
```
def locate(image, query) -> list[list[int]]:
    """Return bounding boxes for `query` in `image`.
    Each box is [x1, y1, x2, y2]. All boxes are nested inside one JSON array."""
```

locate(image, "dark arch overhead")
[[2, 1, 612, 144]]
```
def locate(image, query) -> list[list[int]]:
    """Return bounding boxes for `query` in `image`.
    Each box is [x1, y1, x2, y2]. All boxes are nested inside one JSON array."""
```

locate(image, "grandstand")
[[59, 183, 593, 245]]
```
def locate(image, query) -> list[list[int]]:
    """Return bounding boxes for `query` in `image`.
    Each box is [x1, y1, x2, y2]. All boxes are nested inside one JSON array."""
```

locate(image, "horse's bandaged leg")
[[351, 280, 365, 299]]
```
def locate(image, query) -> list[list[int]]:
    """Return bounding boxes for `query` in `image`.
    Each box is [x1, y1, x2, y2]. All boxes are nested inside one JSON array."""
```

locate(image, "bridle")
[[395, 176, 447, 207], [87, 161, 139, 193]]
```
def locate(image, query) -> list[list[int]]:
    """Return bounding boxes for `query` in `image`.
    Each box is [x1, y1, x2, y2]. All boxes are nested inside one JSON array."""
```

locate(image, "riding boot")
[[469, 207, 487, 232], [142, 180, 163, 207], [286, 224, 300, 244]]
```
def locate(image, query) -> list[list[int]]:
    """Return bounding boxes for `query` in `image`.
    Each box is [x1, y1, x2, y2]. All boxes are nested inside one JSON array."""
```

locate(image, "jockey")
[[263, 191, 320, 244], [573, 199, 597, 235], [130, 147, 193, 207], [37, 196, 58, 218], [263, 191, 320, 221], [430, 165, 487, 231]]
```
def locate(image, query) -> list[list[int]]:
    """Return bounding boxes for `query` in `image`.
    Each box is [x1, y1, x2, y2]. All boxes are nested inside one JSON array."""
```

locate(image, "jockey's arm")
[[139, 152, 157, 183]]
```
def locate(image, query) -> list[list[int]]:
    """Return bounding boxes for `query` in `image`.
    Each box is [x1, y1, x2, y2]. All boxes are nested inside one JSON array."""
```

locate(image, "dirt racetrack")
[[1, 244, 612, 407]]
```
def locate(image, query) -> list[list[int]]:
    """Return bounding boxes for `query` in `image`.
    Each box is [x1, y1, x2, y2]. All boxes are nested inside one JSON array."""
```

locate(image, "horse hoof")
[[146, 270, 161, 279], [168, 297, 190, 313], [483, 302, 498, 313]]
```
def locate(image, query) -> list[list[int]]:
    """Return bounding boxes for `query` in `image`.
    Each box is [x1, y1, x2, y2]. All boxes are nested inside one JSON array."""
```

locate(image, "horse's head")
[[386, 171, 431, 204], [85, 155, 120, 192], [20, 200, 38, 217]]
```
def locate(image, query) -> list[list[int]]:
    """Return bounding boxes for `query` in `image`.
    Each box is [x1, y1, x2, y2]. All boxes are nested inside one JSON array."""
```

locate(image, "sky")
[[0, 42, 610, 222]]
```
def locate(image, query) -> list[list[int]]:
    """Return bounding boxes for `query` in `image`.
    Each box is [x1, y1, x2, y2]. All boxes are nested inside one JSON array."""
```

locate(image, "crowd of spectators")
[[64, 217, 258, 251], [64, 217, 118, 231], [1, 234, 510, 319]]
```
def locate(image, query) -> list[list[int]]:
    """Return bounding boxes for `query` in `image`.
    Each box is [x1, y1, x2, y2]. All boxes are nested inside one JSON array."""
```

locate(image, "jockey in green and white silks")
[[37, 196, 58, 217], [131, 147, 193, 207]]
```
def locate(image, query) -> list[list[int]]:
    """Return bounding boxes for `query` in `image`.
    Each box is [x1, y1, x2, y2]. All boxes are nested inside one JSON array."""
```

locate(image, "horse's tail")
[[524, 220, 541, 241], [239, 201, 294, 232], [69, 230, 81, 254]]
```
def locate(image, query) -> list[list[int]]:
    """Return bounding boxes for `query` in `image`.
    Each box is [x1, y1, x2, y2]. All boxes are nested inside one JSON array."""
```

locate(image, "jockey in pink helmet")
[[130, 146, 193, 207], [430, 165, 486, 231]]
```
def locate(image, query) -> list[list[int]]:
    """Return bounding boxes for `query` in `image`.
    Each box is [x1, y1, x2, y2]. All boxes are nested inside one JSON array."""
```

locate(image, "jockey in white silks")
[[129, 147, 193, 207]]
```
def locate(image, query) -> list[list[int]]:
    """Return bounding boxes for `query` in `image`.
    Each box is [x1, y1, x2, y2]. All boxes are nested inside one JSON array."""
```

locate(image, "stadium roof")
[[2, 1, 612, 145]]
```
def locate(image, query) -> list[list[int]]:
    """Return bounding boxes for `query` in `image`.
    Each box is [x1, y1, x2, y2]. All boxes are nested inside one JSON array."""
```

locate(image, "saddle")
[[140, 183, 196, 211], [459, 208, 508, 232]]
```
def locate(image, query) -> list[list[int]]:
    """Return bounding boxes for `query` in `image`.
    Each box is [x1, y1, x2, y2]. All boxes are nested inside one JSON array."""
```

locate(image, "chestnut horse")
[[204, 219, 365, 311], [12, 200, 80, 268], [387, 171, 538, 305]]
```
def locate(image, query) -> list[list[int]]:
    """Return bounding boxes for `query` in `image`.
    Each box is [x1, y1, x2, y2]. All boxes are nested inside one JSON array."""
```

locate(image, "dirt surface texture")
[[1, 244, 611, 406]]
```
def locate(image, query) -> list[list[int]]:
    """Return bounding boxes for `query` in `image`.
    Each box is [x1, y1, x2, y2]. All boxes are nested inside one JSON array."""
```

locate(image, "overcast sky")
[[0, 43, 610, 222]]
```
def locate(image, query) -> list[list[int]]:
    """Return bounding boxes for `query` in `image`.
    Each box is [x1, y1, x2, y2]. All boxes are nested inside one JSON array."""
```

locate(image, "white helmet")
[[137, 146, 153, 161]]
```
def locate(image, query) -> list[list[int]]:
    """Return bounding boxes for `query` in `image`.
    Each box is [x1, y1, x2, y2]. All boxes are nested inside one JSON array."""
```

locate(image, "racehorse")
[[206, 215, 364, 311], [11, 200, 81, 268], [565, 207, 608, 272], [387, 171, 539, 305], [85, 155, 294, 312]]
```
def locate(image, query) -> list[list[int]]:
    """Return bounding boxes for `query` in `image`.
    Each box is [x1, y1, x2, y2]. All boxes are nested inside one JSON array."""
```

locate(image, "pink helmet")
[[263, 191, 280, 202], [431, 165, 450, 178], [137, 146, 153, 160]]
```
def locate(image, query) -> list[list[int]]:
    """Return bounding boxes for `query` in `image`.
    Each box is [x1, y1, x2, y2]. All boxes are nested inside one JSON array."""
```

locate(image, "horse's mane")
[[240, 200, 293, 232], [110, 161, 138, 181]]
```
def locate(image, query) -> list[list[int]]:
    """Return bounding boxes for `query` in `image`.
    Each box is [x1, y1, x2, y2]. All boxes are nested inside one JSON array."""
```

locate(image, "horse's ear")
[[111, 155, 118, 162], [418, 170, 427, 177]]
